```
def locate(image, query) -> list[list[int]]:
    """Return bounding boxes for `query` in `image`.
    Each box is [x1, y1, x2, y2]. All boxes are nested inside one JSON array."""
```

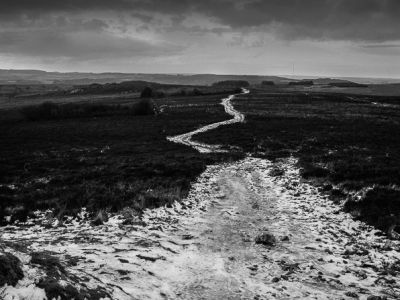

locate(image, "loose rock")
[[281, 236, 290, 242], [255, 232, 277, 246]]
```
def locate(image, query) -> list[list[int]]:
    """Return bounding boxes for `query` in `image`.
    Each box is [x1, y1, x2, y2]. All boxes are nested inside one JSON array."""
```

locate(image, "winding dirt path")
[[1, 89, 399, 300], [2, 158, 399, 300], [167, 89, 249, 153]]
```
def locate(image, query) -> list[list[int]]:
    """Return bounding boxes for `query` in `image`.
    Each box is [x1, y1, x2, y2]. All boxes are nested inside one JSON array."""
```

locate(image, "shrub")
[[140, 87, 153, 98], [133, 98, 158, 115]]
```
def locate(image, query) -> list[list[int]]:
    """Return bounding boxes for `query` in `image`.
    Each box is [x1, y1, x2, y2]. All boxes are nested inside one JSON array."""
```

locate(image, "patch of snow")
[[0, 157, 399, 299], [167, 89, 249, 153]]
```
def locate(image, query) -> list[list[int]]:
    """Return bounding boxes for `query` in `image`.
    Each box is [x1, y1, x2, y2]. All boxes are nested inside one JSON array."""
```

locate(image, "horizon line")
[[1, 67, 400, 81]]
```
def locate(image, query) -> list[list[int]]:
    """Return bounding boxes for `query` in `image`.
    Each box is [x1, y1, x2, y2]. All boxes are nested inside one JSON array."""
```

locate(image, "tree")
[[140, 87, 153, 98]]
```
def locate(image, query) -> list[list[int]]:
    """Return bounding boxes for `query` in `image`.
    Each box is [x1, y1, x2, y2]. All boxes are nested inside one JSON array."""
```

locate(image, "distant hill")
[[328, 82, 368, 88], [285, 75, 400, 85], [289, 80, 314, 86], [74, 81, 185, 95], [212, 80, 250, 88], [0, 69, 291, 86], [312, 78, 354, 85]]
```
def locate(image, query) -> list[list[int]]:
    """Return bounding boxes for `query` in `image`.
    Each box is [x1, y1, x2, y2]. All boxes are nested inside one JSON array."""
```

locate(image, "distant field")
[[0, 92, 141, 110], [0, 82, 240, 110], [280, 83, 400, 97], [196, 88, 400, 233]]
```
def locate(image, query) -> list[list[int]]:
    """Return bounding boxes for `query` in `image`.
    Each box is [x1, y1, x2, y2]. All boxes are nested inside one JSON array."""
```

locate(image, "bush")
[[133, 98, 158, 115], [140, 87, 153, 98]]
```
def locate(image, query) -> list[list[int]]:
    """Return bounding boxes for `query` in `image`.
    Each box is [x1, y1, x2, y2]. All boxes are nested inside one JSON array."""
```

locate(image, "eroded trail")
[[1, 91, 399, 299], [166, 89, 249, 152], [1, 158, 399, 299]]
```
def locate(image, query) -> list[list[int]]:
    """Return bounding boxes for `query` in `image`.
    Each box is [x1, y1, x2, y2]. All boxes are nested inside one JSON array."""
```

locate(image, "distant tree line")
[[212, 80, 250, 88], [289, 80, 314, 86], [140, 86, 243, 99], [20, 99, 158, 121]]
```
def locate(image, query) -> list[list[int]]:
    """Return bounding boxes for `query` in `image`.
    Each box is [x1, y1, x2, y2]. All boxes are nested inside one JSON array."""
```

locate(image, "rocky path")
[[166, 89, 248, 153], [1, 90, 399, 299], [1, 157, 399, 299]]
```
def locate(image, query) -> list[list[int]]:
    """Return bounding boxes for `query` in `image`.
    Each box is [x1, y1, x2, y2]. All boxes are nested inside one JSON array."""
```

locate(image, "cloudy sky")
[[1, 0, 399, 78]]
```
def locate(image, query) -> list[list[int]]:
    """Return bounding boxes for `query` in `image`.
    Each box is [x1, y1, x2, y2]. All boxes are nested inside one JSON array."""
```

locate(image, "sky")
[[1, 0, 399, 78]]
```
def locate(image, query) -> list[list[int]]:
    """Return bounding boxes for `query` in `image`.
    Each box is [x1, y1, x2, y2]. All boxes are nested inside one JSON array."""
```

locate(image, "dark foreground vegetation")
[[1, 82, 400, 236], [196, 89, 400, 235], [20, 98, 157, 121], [0, 92, 242, 225], [0, 252, 23, 286]]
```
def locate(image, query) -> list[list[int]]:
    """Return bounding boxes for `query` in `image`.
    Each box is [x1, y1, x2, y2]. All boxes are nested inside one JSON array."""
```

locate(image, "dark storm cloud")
[[1, 0, 400, 41], [1, 0, 400, 70], [0, 29, 182, 59], [225, 0, 400, 41], [0, 0, 131, 13], [0, 1, 186, 61], [171, 0, 400, 42]]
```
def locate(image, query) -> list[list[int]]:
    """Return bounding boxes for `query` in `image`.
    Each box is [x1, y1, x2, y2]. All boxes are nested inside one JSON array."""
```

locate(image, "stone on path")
[[255, 232, 277, 246]]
